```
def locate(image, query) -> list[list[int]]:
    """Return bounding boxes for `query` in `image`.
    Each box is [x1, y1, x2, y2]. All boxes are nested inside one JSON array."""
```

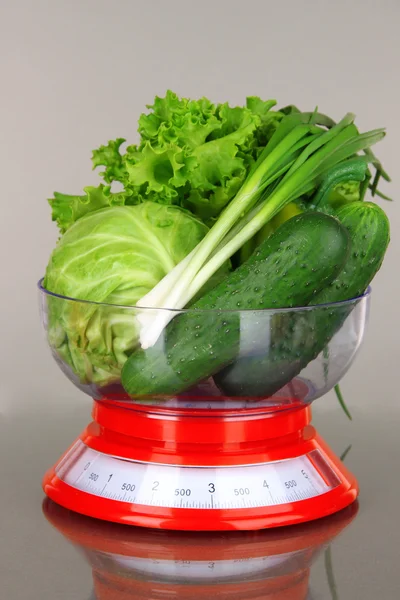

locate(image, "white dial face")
[[56, 440, 339, 510]]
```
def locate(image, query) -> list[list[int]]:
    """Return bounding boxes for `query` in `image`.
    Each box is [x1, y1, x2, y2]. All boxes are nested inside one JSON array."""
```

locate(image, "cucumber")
[[121, 213, 350, 397], [215, 201, 390, 397], [313, 202, 390, 302], [235, 202, 301, 266]]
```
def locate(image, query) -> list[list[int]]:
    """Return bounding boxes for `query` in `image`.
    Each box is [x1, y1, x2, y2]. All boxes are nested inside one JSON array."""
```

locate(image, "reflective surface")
[[42, 496, 358, 599], [1, 402, 399, 599], [39, 281, 370, 408]]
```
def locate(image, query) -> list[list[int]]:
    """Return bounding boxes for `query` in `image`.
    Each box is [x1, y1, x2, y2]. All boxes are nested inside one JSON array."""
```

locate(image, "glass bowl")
[[38, 279, 370, 411]]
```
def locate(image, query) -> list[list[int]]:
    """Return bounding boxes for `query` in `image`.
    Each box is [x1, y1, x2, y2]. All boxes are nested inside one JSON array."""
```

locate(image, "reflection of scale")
[[41, 284, 368, 530], [43, 498, 358, 599]]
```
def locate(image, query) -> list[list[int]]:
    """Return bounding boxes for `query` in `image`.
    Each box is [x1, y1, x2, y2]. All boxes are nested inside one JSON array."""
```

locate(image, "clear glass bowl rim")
[[38, 278, 371, 315]]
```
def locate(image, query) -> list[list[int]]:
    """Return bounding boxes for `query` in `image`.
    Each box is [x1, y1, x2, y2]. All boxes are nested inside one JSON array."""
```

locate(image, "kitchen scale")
[[40, 282, 369, 530], [43, 497, 358, 599]]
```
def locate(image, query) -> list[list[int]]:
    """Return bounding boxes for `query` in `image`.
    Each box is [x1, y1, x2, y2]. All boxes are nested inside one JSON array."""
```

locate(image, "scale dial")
[[56, 440, 340, 510]]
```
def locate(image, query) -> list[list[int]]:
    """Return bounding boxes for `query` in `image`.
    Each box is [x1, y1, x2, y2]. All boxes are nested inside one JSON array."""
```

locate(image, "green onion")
[[137, 112, 386, 349]]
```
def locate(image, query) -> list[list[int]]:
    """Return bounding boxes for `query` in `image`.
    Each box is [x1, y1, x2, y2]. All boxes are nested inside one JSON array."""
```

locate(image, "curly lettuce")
[[48, 185, 129, 234], [49, 91, 282, 232]]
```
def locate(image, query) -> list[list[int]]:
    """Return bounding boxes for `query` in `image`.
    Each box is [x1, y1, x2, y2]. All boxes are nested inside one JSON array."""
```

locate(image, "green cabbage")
[[44, 202, 208, 386]]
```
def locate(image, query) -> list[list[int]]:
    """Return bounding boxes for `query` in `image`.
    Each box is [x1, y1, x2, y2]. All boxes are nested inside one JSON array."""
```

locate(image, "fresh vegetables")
[[215, 201, 390, 397], [43, 91, 392, 403], [44, 203, 210, 385], [136, 112, 386, 350], [121, 213, 351, 396]]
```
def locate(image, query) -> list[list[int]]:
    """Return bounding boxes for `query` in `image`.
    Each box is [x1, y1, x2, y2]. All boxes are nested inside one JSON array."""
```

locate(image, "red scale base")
[[43, 400, 358, 530]]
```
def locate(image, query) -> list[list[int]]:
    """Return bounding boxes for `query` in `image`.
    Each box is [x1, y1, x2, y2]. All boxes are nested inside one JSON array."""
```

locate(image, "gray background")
[[1, 0, 398, 417], [1, 2, 399, 598]]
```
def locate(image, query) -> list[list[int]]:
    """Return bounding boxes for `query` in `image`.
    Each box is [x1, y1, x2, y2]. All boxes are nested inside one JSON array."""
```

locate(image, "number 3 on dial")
[[208, 483, 215, 493]]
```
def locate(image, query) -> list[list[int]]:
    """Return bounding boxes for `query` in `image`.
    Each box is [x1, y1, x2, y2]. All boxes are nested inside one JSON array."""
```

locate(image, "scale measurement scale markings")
[[56, 441, 338, 509]]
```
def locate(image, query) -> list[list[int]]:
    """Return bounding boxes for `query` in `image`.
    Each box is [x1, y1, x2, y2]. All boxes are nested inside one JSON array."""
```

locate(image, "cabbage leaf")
[[44, 202, 209, 386]]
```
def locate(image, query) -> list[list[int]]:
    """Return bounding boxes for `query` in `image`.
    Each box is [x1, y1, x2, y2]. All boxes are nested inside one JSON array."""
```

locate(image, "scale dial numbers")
[[56, 441, 340, 509]]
